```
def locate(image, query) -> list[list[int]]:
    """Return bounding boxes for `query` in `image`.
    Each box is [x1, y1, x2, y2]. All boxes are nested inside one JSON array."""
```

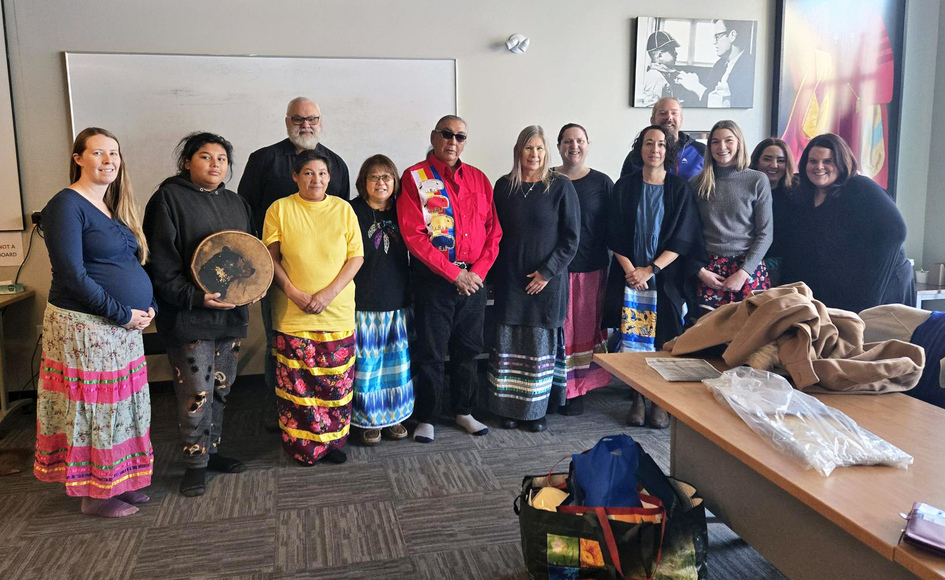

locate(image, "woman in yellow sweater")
[[263, 150, 363, 465]]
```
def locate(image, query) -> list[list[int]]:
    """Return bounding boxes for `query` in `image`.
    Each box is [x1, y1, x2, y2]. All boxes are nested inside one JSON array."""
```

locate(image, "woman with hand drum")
[[144, 132, 261, 497]]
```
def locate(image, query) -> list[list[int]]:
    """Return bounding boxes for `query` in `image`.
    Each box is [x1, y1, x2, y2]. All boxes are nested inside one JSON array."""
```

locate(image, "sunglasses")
[[435, 129, 468, 142]]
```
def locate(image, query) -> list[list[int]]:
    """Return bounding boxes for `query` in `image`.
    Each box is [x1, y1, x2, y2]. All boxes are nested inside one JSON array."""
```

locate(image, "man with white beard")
[[240, 96, 350, 235], [239, 97, 350, 429]]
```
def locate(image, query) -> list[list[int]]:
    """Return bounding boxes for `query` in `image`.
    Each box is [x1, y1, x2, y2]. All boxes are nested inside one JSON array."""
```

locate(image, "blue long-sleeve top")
[[43, 188, 155, 326]]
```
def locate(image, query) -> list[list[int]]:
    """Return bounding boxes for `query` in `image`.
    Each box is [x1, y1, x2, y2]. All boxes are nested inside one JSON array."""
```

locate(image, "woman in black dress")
[[488, 125, 580, 432], [779, 133, 913, 311]]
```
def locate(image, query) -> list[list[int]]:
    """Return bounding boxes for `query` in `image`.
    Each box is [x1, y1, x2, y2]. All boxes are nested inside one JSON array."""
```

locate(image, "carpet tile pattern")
[[0, 376, 787, 579]]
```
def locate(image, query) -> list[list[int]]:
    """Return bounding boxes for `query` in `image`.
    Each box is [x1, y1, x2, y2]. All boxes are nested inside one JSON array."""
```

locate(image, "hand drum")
[[190, 230, 273, 306]]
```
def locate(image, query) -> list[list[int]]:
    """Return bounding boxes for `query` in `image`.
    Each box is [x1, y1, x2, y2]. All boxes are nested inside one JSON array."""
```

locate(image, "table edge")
[[594, 352, 898, 560]]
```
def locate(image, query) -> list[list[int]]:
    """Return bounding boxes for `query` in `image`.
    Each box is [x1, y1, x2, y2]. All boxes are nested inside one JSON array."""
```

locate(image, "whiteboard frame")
[[0, 4, 25, 232], [65, 51, 458, 201]]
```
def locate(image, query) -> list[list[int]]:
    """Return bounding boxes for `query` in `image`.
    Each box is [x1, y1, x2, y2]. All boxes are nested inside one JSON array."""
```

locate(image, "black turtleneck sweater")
[[143, 175, 254, 344]]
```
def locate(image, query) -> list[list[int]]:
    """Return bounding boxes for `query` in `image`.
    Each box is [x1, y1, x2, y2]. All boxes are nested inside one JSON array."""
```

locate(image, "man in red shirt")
[[397, 115, 502, 443]]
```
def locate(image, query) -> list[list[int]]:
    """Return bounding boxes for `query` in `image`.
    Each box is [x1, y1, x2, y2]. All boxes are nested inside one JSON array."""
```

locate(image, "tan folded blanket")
[[666, 283, 924, 393]]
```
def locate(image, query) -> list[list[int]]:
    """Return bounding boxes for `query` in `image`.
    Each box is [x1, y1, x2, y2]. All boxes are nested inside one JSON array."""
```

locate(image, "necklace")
[[522, 181, 538, 198], [367, 206, 397, 254]]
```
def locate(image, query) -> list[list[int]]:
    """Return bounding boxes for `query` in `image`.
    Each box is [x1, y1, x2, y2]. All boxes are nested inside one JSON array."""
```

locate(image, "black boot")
[[627, 391, 646, 426], [558, 395, 585, 416]]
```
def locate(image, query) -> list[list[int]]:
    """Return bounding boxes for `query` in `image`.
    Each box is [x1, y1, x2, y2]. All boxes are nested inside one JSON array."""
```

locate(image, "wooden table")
[[0, 289, 35, 430], [595, 352, 945, 580]]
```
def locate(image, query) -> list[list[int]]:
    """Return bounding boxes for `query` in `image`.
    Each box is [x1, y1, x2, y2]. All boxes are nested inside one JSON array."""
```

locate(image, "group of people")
[[32, 94, 915, 518]]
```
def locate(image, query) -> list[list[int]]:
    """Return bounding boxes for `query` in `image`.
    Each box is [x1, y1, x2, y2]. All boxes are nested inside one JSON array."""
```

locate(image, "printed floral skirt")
[[695, 253, 770, 312], [563, 269, 612, 398], [34, 304, 153, 498], [274, 329, 355, 464]]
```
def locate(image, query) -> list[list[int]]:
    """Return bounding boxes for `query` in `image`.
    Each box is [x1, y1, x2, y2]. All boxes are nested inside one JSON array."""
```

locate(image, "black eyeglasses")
[[290, 115, 321, 125], [435, 129, 468, 142], [713, 30, 731, 42]]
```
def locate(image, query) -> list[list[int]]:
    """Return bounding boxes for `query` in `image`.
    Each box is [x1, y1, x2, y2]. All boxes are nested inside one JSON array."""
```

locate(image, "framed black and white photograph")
[[633, 17, 758, 109]]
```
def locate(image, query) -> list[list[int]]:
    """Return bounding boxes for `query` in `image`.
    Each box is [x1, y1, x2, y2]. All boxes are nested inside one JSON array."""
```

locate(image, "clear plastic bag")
[[703, 367, 913, 476]]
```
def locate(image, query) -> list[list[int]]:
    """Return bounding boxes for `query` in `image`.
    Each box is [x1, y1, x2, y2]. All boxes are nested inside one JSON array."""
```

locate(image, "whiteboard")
[[65, 53, 456, 202], [0, 11, 24, 232]]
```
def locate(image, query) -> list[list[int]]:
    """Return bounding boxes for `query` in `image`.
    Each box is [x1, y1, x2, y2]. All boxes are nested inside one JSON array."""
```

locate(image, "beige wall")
[[924, 1, 945, 272], [0, 0, 939, 386], [901, 0, 941, 268]]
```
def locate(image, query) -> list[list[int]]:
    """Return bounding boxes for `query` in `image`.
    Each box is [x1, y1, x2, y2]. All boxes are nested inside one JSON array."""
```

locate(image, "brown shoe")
[[362, 428, 382, 445], [627, 391, 646, 426], [382, 423, 408, 440], [647, 404, 670, 429]]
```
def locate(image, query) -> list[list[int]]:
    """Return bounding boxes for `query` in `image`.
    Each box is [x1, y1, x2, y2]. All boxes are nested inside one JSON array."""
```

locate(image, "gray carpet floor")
[[0, 377, 787, 579]]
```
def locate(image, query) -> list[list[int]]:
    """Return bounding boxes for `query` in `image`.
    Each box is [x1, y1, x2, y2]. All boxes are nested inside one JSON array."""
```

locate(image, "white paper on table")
[[645, 358, 722, 382]]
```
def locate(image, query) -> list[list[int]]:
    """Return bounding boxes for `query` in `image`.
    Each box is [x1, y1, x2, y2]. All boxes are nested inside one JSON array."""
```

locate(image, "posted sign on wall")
[[0, 231, 24, 266]]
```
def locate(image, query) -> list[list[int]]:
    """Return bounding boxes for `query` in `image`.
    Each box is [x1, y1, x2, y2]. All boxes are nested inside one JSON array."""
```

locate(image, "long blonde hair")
[[70, 128, 149, 264], [694, 120, 749, 200], [508, 125, 553, 192]]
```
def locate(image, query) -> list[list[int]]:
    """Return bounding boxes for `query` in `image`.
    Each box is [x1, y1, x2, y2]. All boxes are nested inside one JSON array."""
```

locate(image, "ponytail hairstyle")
[[175, 131, 235, 182], [556, 122, 588, 145], [70, 127, 148, 264]]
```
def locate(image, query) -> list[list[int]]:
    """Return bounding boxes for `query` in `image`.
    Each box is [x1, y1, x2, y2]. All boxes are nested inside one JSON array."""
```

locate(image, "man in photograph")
[[677, 19, 755, 108]]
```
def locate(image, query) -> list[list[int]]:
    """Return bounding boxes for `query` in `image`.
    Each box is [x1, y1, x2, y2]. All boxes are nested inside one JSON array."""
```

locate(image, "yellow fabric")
[[272, 350, 356, 376], [61, 469, 153, 490], [280, 422, 350, 442], [289, 329, 354, 342], [275, 387, 353, 408], [263, 194, 363, 333]]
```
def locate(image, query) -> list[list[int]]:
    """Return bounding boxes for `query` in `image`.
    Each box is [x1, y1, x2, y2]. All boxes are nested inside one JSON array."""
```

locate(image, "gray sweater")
[[690, 166, 772, 273]]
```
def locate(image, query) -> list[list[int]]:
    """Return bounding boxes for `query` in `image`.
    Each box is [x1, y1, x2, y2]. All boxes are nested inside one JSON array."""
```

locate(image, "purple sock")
[[81, 497, 139, 518], [116, 490, 150, 504]]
